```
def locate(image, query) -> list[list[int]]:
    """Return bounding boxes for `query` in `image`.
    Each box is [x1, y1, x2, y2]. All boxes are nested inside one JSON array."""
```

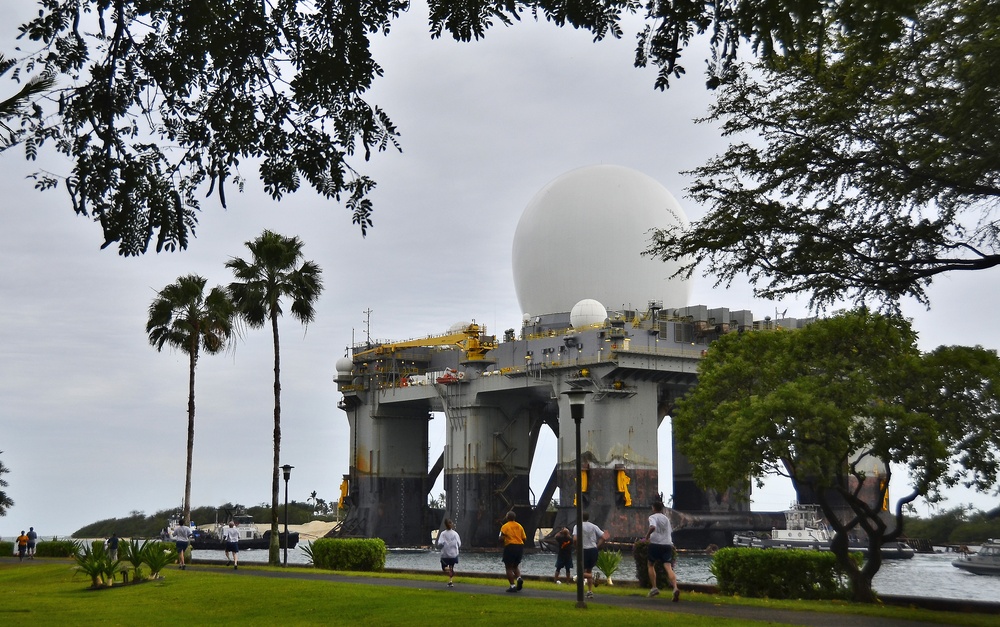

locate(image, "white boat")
[[953, 540, 1000, 575], [167, 510, 298, 550], [733, 503, 915, 560]]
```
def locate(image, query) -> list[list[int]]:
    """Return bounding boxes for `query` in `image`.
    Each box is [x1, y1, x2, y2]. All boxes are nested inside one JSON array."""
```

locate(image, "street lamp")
[[281, 464, 293, 567], [562, 388, 591, 609]]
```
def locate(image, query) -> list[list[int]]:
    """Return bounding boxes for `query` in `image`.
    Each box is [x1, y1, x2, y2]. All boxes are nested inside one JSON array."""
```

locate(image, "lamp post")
[[562, 388, 591, 608], [281, 464, 293, 567]]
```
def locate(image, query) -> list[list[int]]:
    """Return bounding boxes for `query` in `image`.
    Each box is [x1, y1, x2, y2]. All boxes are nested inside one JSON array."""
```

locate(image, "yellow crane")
[[353, 323, 497, 363]]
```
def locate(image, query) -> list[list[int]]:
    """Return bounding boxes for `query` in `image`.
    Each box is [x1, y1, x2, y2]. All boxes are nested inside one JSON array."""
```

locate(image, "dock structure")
[[334, 304, 797, 548]]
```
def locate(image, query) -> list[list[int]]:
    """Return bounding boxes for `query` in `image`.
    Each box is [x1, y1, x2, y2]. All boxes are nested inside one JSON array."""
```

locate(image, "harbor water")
[[193, 545, 1000, 603]]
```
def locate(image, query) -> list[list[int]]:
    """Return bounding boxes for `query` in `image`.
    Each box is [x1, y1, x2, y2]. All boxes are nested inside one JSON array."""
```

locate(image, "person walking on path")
[[16, 530, 29, 561], [572, 512, 610, 599], [645, 501, 680, 602], [552, 527, 573, 584], [498, 511, 526, 592], [223, 520, 241, 570], [436, 518, 461, 587], [106, 532, 120, 561], [26, 527, 37, 559], [172, 522, 192, 569]]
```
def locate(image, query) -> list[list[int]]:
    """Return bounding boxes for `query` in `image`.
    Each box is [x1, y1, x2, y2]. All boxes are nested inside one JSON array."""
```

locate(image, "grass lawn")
[[1, 560, 995, 626]]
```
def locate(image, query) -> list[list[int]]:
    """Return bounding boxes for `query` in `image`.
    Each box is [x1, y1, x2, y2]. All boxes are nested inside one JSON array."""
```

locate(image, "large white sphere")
[[570, 299, 608, 329], [512, 165, 692, 315], [335, 357, 354, 374]]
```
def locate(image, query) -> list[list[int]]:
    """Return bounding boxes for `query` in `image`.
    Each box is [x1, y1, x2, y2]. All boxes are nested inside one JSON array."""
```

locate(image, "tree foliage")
[[673, 310, 1000, 601], [226, 230, 323, 566], [903, 506, 1000, 545], [427, 0, 925, 90], [13, 0, 404, 255], [146, 274, 235, 528], [647, 0, 1000, 308], [0, 451, 13, 516], [7, 1, 931, 254], [71, 502, 319, 538]]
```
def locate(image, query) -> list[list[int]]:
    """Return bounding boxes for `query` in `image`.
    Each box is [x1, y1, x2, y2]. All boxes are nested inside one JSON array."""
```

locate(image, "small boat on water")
[[953, 540, 1000, 575], [167, 511, 299, 551], [733, 503, 915, 560]]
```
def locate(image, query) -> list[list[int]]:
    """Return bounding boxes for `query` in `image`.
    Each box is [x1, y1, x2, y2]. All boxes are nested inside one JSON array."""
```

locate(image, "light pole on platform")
[[563, 388, 591, 609], [281, 464, 293, 567]]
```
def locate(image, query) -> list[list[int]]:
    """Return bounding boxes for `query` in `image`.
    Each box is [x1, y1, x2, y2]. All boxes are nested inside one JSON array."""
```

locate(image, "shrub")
[[310, 538, 386, 572], [142, 541, 177, 579], [710, 547, 856, 600], [1, 541, 13, 556], [74, 543, 119, 588], [300, 541, 315, 565], [595, 549, 623, 585], [34, 540, 80, 558], [120, 539, 150, 581]]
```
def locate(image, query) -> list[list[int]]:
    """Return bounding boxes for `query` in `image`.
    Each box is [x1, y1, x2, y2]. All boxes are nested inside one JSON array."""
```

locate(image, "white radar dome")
[[512, 165, 692, 316], [335, 357, 354, 374], [570, 299, 608, 329]]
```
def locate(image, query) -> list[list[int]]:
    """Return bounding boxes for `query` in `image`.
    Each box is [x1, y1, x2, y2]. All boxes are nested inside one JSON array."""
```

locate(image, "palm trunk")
[[185, 339, 198, 526], [268, 311, 282, 566]]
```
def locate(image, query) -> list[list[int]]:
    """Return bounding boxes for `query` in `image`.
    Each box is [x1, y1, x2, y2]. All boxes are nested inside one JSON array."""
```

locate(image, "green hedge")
[[34, 540, 80, 557], [310, 538, 386, 572], [710, 547, 857, 600], [1, 540, 78, 557]]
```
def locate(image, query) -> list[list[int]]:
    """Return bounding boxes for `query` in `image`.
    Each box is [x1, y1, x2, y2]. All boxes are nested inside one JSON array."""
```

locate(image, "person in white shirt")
[[223, 520, 241, 570], [645, 501, 680, 601], [572, 512, 610, 598], [172, 522, 193, 570], [436, 518, 462, 587]]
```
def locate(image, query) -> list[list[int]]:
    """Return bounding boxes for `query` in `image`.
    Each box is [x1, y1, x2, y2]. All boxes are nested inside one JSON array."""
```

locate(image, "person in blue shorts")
[[26, 527, 38, 559], [645, 501, 680, 601], [172, 522, 192, 570], [572, 513, 610, 598], [223, 520, 241, 570], [552, 527, 573, 584]]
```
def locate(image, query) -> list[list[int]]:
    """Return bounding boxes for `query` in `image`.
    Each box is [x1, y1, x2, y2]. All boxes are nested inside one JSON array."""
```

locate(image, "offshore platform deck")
[[334, 302, 801, 548]]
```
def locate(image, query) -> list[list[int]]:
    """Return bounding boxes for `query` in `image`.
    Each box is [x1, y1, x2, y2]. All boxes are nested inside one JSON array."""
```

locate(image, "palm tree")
[[0, 451, 13, 516], [1, 54, 54, 150], [226, 230, 324, 565], [146, 275, 235, 527]]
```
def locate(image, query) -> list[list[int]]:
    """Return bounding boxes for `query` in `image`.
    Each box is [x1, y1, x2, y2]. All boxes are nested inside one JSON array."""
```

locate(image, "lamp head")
[[562, 388, 592, 406], [281, 464, 294, 481]]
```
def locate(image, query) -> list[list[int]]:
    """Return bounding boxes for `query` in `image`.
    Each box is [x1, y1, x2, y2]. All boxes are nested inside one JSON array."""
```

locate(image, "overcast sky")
[[2, 3, 997, 537]]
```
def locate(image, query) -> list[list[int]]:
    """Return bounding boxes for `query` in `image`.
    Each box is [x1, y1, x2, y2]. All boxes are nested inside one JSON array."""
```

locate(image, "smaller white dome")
[[335, 357, 354, 374], [570, 299, 608, 329]]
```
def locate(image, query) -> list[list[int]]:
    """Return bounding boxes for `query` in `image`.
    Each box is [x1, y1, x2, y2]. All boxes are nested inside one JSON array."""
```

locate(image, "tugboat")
[[733, 503, 915, 560], [953, 540, 1000, 575], [168, 510, 299, 550]]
